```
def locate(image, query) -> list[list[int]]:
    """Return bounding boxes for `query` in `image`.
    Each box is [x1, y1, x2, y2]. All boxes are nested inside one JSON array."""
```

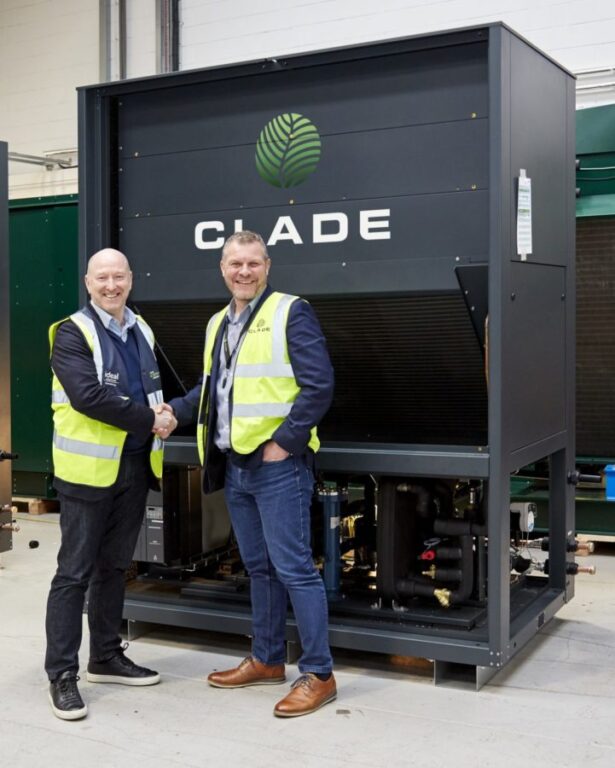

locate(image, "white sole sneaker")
[[48, 691, 87, 720], [86, 671, 161, 686]]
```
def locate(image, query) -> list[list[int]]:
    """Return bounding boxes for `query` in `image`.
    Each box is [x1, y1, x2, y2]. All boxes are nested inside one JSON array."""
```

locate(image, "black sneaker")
[[87, 646, 160, 686], [48, 671, 88, 720]]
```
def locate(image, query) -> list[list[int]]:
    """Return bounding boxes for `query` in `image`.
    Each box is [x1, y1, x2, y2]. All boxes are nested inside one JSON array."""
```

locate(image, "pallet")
[[12, 496, 59, 516]]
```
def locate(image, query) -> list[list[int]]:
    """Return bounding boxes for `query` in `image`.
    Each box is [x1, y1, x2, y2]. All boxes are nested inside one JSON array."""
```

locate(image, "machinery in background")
[[79, 24, 581, 687], [0, 450, 20, 561], [133, 468, 231, 566], [130, 472, 595, 635]]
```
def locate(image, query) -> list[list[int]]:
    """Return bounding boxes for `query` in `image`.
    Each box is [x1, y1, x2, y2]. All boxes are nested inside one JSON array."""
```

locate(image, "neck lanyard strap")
[[222, 315, 250, 373]]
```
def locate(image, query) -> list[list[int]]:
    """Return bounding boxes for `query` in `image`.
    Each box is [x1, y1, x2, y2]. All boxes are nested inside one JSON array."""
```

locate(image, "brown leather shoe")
[[207, 656, 286, 688], [273, 673, 337, 717]]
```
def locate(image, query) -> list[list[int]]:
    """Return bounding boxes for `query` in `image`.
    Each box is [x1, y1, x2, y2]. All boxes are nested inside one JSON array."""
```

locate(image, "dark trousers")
[[45, 453, 149, 681]]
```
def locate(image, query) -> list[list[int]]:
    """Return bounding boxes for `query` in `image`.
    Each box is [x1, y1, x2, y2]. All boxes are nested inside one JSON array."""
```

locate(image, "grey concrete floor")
[[2, 515, 615, 768]]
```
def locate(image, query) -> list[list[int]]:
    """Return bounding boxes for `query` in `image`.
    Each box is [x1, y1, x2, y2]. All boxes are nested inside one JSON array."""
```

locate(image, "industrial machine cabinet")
[[78, 23, 577, 687]]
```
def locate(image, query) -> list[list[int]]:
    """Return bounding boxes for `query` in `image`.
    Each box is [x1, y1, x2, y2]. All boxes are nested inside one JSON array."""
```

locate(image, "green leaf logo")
[[255, 113, 321, 188]]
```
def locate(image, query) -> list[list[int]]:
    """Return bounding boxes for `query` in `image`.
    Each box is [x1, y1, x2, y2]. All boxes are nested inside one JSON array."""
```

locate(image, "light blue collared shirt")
[[90, 302, 137, 343], [214, 292, 264, 451]]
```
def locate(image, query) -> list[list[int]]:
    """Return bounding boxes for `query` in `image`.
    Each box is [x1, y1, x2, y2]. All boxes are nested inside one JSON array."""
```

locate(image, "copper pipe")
[[576, 565, 596, 575]]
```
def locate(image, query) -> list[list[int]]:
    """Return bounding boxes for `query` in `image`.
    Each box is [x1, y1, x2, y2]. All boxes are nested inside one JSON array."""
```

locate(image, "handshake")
[[151, 403, 178, 440]]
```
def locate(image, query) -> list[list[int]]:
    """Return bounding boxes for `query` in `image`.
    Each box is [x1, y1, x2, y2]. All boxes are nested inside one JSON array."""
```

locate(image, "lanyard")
[[221, 315, 249, 388]]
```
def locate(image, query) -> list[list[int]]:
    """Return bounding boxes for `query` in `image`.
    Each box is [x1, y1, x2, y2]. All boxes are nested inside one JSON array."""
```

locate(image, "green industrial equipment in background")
[[576, 103, 615, 214], [9, 195, 78, 498], [511, 102, 615, 535]]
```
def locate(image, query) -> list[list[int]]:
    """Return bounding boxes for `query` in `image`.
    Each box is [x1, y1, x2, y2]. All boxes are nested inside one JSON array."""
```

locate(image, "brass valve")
[[422, 565, 436, 580], [434, 588, 451, 608]]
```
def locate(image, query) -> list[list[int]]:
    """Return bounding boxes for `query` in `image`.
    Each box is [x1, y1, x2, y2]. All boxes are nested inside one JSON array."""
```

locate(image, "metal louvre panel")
[[311, 295, 487, 445], [139, 301, 224, 397], [576, 217, 615, 458], [142, 294, 487, 447]]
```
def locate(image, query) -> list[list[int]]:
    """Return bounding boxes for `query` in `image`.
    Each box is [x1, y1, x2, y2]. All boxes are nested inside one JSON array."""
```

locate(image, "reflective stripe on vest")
[[70, 311, 104, 382], [195, 310, 225, 464], [53, 431, 122, 460], [50, 310, 163, 486], [196, 292, 320, 462], [232, 403, 293, 418]]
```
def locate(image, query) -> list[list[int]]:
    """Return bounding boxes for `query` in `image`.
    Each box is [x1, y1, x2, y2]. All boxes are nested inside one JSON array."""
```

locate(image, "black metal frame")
[[0, 142, 13, 555], [78, 24, 576, 686]]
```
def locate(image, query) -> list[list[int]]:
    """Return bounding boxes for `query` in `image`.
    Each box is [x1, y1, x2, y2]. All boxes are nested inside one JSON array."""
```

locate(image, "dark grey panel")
[[506, 262, 566, 451], [508, 36, 570, 266], [121, 191, 489, 301], [316, 444, 489, 478], [119, 119, 488, 217], [118, 43, 488, 158]]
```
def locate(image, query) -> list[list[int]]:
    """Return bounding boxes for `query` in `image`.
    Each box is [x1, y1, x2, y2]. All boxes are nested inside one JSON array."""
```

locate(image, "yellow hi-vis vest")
[[50, 311, 164, 488], [196, 292, 320, 465]]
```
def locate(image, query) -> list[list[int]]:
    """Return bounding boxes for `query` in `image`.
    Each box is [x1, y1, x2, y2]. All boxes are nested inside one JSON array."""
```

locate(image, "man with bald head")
[[44, 248, 176, 720]]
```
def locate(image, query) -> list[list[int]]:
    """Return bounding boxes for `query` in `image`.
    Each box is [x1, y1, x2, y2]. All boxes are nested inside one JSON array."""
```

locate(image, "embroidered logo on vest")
[[249, 317, 271, 334]]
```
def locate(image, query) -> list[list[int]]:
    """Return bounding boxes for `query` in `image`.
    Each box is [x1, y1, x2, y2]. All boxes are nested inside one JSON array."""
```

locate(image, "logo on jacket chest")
[[104, 370, 120, 387]]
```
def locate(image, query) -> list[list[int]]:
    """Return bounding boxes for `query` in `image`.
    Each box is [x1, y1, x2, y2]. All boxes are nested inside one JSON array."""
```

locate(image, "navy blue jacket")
[[51, 303, 157, 498], [170, 286, 334, 492]]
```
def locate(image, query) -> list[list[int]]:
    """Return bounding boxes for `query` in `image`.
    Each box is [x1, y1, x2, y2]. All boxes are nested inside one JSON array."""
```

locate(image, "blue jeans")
[[224, 455, 332, 674], [45, 453, 149, 681]]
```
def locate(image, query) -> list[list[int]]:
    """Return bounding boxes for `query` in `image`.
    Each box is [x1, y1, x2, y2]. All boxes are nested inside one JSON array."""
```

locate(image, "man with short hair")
[[45, 248, 176, 720], [168, 230, 336, 717]]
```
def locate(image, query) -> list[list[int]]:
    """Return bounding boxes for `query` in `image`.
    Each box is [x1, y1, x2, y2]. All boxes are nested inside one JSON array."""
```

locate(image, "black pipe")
[[399, 533, 474, 607], [430, 567, 462, 581], [422, 534, 474, 606], [395, 577, 440, 600], [433, 519, 486, 537], [446, 534, 474, 605], [395, 483, 431, 517], [433, 545, 462, 560], [476, 535, 487, 601]]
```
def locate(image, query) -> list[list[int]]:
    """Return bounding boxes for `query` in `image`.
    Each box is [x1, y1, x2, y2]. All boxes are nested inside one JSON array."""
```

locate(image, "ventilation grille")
[[142, 293, 488, 447]]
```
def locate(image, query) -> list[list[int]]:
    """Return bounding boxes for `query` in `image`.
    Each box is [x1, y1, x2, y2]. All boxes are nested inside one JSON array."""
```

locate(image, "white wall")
[[180, 0, 615, 70], [2, 0, 615, 200], [125, 0, 157, 79], [181, 0, 615, 108], [0, 0, 99, 198]]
